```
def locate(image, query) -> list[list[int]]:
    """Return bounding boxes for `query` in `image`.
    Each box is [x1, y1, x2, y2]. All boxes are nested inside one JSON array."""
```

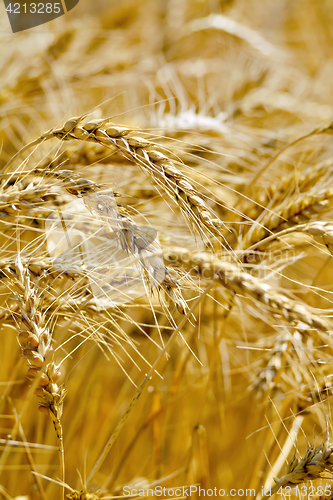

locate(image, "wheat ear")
[[241, 121, 333, 201], [6, 258, 66, 452], [163, 247, 332, 332], [30, 167, 104, 197], [3, 116, 225, 238], [261, 443, 333, 499], [0, 182, 69, 215], [239, 158, 333, 222], [241, 186, 333, 249]]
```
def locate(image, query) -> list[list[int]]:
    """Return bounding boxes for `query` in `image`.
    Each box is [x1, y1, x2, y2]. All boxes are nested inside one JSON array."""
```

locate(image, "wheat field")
[[2, 0, 333, 499]]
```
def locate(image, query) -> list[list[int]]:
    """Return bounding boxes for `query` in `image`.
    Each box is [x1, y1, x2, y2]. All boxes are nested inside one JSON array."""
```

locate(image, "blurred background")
[[1, 1, 333, 499]]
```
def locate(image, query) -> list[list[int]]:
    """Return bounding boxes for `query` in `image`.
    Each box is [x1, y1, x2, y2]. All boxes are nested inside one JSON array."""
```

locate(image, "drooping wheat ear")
[[241, 186, 333, 249], [5, 258, 66, 452], [261, 443, 333, 499], [3, 116, 225, 239], [163, 247, 332, 332]]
